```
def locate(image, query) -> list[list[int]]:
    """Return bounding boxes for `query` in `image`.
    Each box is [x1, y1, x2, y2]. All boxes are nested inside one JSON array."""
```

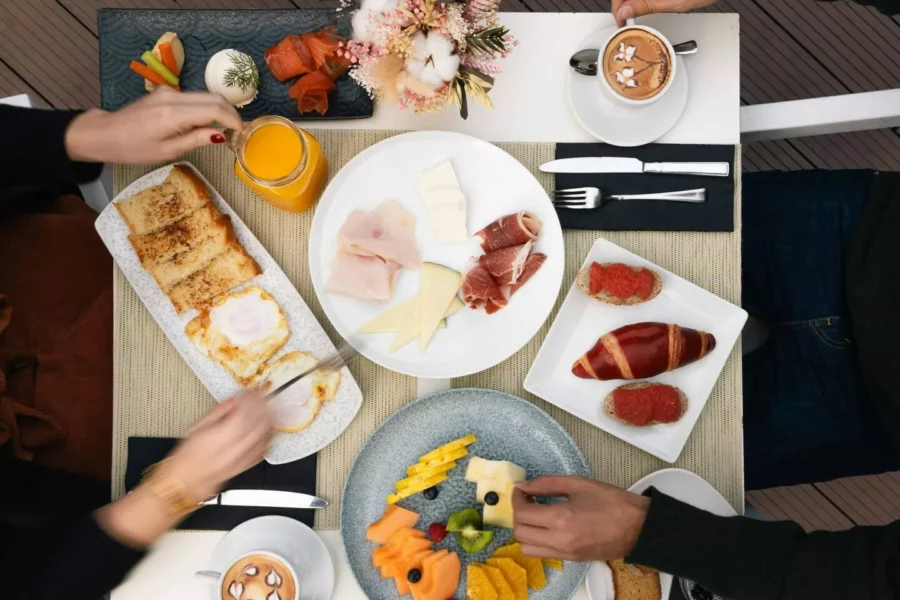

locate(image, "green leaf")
[[453, 75, 469, 120], [222, 52, 260, 92], [465, 26, 509, 57]]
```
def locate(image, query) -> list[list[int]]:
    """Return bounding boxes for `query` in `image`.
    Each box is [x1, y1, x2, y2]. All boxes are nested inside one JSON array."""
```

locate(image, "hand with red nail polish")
[[65, 86, 244, 165], [611, 0, 719, 27]]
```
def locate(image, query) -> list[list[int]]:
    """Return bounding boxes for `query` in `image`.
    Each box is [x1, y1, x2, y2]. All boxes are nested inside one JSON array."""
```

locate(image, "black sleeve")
[[9, 514, 145, 600], [0, 106, 102, 186], [628, 490, 900, 600]]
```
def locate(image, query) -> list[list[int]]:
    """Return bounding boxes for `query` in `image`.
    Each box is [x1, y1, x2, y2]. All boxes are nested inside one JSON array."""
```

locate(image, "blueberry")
[[484, 491, 499, 506], [423, 486, 439, 500], [407, 568, 422, 583]]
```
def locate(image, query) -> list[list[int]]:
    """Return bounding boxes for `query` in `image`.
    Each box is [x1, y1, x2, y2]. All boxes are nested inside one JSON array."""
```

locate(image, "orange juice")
[[234, 116, 328, 213]]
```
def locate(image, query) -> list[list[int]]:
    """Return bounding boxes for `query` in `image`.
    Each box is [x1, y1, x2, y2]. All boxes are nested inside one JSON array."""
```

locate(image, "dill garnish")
[[223, 52, 259, 92]]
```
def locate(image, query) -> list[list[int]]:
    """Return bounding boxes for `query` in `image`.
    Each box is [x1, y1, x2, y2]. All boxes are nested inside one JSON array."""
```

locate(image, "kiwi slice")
[[455, 525, 494, 553], [446, 507, 482, 532]]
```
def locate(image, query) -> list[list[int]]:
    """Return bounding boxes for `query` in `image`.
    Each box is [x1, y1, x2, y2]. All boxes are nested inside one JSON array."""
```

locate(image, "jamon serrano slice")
[[475, 211, 541, 252], [461, 264, 507, 314], [478, 241, 533, 286], [503, 253, 546, 298]]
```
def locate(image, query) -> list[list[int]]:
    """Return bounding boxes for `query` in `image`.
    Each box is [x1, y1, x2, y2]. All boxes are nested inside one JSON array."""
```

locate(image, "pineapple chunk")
[[465, 458, 526, 483], [407, 447, 468, 476], [483, 481, 515, 528], [387, 472, 448, 504], [418, 434, 477, 462], [395, 461, 456, 490]]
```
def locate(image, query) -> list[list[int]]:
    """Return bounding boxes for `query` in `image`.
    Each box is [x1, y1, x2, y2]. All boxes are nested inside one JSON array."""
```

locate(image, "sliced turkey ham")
[[337, 200, 421, 268], [325, 253, 400, 301], [475, 211, 542, 252], [461, 264, 508, 314], [503, 253, 546, 298], [478, 241, 533, 286]]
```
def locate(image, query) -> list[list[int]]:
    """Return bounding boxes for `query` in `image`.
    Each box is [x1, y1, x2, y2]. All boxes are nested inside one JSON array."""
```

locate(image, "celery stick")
[[141, 51, 179, 86]]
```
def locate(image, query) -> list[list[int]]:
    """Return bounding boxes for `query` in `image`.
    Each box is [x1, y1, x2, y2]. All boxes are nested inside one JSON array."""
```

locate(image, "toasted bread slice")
[[167, 244, 261, 312], [603, 382, 688, 427], [128, 203, 225, 267], [147, 216, 237, 291], [608, 559, 661, 600], [115, 165, 211, 235], [576, 263, 662, 306]]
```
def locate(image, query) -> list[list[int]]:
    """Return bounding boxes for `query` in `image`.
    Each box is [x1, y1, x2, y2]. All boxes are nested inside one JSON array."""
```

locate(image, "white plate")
[[95, 162, 363, 465], [567, 25, 689, 147], [203, 515, 334, 600], [585, 469, 737, 600], [524, 238, 746, 463], [309, 131, 565, 378]]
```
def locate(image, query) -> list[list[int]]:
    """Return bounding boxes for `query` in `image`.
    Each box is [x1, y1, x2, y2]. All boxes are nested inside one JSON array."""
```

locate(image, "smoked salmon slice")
[[301, 27, 343, 70], [264, 35, 314, 81], [289, 70, 336, 115]]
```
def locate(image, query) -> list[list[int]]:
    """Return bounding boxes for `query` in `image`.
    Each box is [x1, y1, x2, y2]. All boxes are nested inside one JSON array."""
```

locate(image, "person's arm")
[[0, 106, 102, 186], [9, 390, 273, 600], [512, 476, 900, 600], [630, 489, 900, 600]]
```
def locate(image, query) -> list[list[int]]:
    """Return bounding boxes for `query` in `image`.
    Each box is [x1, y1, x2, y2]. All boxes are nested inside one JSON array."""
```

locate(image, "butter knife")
[[201, 489, 327, 509], [540, 157, 730, 177]]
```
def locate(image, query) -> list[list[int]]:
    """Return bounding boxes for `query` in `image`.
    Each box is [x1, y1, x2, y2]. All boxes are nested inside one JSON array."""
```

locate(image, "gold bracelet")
[[142, 462, 200, 516]]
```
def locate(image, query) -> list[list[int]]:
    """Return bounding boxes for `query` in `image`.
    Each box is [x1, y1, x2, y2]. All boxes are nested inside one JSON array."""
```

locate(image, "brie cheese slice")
[[418, 160, 468, 244]]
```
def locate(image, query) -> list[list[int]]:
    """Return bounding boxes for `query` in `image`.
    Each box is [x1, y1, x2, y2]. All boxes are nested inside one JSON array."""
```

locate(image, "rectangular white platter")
[[524, 238, 747, 463], [95, 162, 363, 464]]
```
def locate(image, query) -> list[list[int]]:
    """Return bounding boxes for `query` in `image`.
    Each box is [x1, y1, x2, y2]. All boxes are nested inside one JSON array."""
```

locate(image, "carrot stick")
[[159, 42, 179, 76], [130, 60, 167, 86]]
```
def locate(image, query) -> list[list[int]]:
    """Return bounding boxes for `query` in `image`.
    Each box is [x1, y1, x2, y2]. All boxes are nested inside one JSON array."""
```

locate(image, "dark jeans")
[[742, 170, 898, 489]]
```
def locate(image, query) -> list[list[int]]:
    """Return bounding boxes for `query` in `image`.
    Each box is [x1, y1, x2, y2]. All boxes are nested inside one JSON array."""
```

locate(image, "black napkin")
[[125, 437, 317, 530], [553, 143, 736, 232]]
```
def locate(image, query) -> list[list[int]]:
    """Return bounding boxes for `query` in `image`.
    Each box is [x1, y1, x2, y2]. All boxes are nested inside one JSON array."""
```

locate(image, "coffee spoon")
[[569, 41, 699, 77]]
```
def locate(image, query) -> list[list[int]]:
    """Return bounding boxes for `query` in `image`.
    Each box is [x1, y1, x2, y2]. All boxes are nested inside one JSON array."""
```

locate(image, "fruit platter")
[[341, 388, 591, 600]]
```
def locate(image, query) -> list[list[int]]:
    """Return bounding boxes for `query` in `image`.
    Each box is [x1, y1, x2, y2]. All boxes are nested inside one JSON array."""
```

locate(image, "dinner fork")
[[265, 342, 358, 400], [552, 187, 706, 210]]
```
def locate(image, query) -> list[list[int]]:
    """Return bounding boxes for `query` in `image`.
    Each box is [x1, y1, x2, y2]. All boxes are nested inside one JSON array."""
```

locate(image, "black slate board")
[[98, 9, 373, 121]]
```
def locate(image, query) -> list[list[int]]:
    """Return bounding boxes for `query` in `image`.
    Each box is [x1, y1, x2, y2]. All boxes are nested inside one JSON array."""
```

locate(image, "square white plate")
[[95, 162, 363, 464], [524, 238, 746, 463]]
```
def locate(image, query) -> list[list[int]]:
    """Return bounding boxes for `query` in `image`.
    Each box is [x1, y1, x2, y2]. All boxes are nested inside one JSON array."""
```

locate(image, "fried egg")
[[185, 286, 289, 385], [258, 351, 342, 432]]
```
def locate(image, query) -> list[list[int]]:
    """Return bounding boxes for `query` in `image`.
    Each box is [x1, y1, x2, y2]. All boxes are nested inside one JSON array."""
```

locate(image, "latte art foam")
[[221, 553, 296, 600], [603, 29, 672, 101]]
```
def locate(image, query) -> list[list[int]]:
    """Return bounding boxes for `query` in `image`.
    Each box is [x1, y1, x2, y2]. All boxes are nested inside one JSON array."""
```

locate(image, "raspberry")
[[428, 522, 448, 543]]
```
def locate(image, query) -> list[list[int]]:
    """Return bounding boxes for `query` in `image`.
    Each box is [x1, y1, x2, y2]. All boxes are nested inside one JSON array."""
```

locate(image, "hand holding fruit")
[[512, 475, 650, 561], [611, 0, 721, 26], [65, 86, 243, 165]]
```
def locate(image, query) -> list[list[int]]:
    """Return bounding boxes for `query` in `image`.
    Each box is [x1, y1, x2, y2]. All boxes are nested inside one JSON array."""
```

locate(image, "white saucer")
[[584, 469, 737, 600], [567, 25, 689, 147], [203, 516, 334, 600]]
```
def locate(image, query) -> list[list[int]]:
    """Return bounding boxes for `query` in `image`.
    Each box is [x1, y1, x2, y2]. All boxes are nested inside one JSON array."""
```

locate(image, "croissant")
[[572, 322, 716, 380]]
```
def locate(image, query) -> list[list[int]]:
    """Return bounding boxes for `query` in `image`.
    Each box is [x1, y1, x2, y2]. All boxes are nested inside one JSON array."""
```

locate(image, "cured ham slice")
[[475, 211, 542, 252], [461, 264, 508, 313], [503, 253, 546, 298], [325, 253, 401, 301], [338, 200, 421, 268], [478, 241, 533, 286]]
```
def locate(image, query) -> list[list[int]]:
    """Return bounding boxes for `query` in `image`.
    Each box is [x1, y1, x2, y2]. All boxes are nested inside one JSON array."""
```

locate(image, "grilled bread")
[[576, 263, 662, 306], [607, 559, 661, 600], [116, 165, 211, 235], [128, 203, 226, 267], [147, 216, 237, 291], [603, 382, 688, 427], [167, 244, 261, 312]]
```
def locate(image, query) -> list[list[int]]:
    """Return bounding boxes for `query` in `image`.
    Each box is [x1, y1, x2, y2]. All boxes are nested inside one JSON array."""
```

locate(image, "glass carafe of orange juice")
[[231, 116, 328, 213]]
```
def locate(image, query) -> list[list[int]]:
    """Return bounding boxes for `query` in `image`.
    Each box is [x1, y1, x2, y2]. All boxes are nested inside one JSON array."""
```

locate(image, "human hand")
[[512, 475, 650, 561], [164, 389, 274, 502], [611, 0, 720, 26], [64, 86, 243, 165]]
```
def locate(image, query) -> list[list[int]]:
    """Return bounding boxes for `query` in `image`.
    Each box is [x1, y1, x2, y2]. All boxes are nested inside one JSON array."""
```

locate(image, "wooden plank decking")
[[3, 0, 900, 527]]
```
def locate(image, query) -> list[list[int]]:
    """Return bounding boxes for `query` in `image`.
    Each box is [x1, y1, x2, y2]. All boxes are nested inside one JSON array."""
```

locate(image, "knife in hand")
[[201, 489, 328, 509], [540, 157, 730, 177]]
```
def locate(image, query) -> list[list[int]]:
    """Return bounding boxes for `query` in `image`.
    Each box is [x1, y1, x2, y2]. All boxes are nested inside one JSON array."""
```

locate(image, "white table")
[[111, 11, 739, 600]]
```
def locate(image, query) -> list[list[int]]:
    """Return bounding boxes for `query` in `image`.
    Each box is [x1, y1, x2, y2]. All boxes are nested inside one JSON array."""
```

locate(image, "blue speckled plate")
[[341, 388, 591, 600]]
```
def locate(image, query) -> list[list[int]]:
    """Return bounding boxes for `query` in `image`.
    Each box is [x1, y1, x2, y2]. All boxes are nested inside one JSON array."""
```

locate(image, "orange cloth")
[[0, 195, 113, 481]]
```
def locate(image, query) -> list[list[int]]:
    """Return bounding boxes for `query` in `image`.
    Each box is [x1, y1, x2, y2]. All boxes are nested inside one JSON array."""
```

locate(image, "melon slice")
[[385, 526, 426, 550], [367, 505, 420, 544], [373, 545, 399, 569], [393, 548, 434, 596], [413, 552, 462, 600]]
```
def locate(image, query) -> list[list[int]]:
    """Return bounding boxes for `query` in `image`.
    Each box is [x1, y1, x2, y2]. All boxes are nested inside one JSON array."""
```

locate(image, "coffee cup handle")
[[195, 570, 221, 582]]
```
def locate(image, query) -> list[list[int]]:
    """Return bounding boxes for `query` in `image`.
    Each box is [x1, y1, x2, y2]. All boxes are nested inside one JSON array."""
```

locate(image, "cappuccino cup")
[[598, 21, 677, 106], [197, 550, 299, 600]]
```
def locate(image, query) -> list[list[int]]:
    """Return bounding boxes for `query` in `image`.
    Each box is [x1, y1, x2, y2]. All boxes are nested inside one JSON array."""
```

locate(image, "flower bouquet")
[[340, 0, 517, 118]]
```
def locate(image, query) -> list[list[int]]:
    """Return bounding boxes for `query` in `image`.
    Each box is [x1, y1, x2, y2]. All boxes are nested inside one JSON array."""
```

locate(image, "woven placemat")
[[112, 131, 743, 529]]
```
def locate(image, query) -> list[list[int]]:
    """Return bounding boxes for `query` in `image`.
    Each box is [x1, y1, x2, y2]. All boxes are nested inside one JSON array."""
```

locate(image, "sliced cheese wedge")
[[418, 160, 468, 243], [360, 294, 463, 336], [419, 263, 462, 351], [388, 296, 463, 352]]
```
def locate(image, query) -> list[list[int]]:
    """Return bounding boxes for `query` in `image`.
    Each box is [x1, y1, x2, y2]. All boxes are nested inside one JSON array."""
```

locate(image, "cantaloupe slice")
[[373, 545, 399, 569], [413, 552, 462, 600], [393, 548, 434, 596], [411, 551, 453, 600], [366, 505, 420, 544], [400, 536, 434, 556], [385, 526, 426, 550]]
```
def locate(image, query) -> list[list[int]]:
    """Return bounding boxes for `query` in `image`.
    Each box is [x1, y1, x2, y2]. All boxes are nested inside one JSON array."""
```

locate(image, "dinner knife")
[[201, 489, 328, 509], [539, 157, 730, 177]]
